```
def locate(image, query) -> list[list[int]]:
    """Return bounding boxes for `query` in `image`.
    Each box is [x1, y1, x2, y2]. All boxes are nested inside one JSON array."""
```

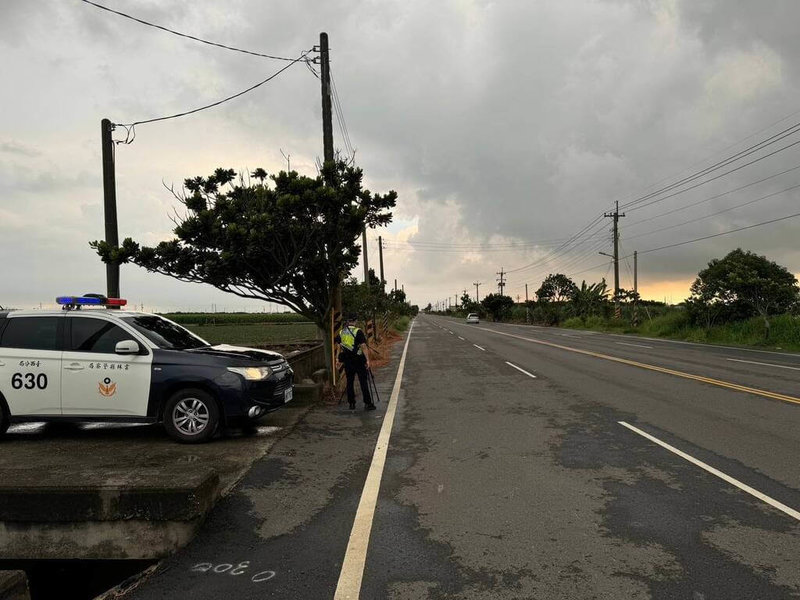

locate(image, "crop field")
[[184, 322, 320, 345]]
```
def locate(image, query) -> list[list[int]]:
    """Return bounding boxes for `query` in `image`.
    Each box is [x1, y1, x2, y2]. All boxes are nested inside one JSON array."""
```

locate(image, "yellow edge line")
[[480, 327, 800, 407]]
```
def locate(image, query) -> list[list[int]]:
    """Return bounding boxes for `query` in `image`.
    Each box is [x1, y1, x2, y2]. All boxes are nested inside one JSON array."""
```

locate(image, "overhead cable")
[[79, 0, 301, 61], [622, 128, 800, 212], [115, 54, 308, 127]]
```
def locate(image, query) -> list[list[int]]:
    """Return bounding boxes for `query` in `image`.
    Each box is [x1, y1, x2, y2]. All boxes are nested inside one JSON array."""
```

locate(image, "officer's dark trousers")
[[344, 359, 372, 406]]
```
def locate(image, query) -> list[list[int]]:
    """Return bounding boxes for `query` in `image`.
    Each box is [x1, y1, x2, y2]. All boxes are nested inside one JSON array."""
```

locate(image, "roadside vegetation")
[[429, 248, 800, 352]]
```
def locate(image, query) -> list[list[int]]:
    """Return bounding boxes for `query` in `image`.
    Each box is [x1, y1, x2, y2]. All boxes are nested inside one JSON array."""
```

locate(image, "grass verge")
[[185, 322, 319, 345], [561, 312, 800, 352]]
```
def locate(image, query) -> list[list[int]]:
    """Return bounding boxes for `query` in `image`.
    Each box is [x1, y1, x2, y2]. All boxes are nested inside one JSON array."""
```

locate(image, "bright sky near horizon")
[[2, 0, 800, 311]]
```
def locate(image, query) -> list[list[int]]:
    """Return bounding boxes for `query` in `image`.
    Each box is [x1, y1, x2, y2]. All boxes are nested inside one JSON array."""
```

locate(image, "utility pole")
[[496, 267, 506, 295], [318, 32, 340, 384], [319, 33, 334, 165], [394, 279, 398, 293], [604, 200, 626, 319], [362, 232, 370, 289], [632, 250, 639, 327], [474, 281, 482, 304], [101, 118, 120, 302], [280, 148, 291, 172], [525, 283, 530, 324], [378, 235, 385, 290]]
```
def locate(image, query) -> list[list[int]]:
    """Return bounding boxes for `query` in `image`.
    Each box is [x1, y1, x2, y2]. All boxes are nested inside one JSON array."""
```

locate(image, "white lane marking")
[[616, 342, 653, 349], [458, 336, 465, 341], [334, 321, 415, 599], [560, 333, 578, 338], [449, 331, 454, 335], [473, 344, 486, 352], [619, 421, 800, 522], [505, 361, 537, 379], [727, 358, 800, 371]]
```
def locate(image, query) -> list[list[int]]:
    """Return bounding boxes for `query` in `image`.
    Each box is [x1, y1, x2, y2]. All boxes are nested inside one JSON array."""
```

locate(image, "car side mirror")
[[115, 340, 140, 355]]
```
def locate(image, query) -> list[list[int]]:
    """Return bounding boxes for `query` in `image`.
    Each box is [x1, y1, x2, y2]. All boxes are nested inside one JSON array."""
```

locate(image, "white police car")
[[0, 295, 293, 443]]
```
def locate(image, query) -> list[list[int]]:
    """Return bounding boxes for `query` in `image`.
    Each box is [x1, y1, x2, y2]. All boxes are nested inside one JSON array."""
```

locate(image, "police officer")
[[336, 314, 376, 411]]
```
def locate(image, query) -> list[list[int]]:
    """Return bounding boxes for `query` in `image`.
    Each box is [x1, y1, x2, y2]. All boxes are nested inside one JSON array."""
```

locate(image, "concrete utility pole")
[[378, 235, 385, 290], [101, 118, 120, 302], [525, 283, 530, 324], [496, 267, 506, 295], [604, 200, 626, 319], [633, 250, 639, 327], [362, 233, 370, 289], [394, 279, 398, 293], [474, 281, 482, 303], [319, 33, 334, 165]]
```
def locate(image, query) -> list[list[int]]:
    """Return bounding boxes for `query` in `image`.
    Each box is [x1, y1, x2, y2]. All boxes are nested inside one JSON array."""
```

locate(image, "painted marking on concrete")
[[477, 327, 800, 407], [619, 421, 800, 522], [616, 342, 653, 349], [473, 344, 486, 352], [727, 358, 800, 371], [505, 361, 537, 379], [449, 331, 455, 335], [189, 562, 275, 582], [334, 320, 415, 599], [458, 336, 465, 341], [560, 333, 578, 338]]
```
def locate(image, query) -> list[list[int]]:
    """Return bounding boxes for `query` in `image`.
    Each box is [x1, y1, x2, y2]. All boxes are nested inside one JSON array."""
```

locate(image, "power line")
[[79, 0, 301, 61], [638, 210, 800, 256], [620, 121, 800, 211], [115, 53, 309, 127], [626, 181, 800, 242], [624, 137, 800, 213], [626, 162, 800, 228]]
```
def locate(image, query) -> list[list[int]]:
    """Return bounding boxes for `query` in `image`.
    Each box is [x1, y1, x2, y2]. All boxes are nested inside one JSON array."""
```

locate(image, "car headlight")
[[227, 366, 273, 380]]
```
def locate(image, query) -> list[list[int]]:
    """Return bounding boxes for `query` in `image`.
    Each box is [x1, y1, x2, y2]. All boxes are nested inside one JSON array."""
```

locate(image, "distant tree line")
[[428, 248, 799, 340]]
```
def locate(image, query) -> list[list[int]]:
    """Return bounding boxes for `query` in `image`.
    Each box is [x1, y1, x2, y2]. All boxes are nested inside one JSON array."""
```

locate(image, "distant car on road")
[[466, 313, 480, 324], [0, 295, 293, 443]]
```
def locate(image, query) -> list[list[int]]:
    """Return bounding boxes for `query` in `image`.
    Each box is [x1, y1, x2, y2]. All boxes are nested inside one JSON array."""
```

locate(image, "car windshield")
[[120, 315, 209, 350]]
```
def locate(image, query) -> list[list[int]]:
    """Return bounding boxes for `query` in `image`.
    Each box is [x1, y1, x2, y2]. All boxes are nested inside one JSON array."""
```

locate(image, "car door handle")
[[64, 363, 85, 371]]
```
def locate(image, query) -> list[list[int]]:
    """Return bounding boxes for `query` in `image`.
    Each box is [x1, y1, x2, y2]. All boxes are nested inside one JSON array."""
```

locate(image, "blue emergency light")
[[56, 295, 127, 308]]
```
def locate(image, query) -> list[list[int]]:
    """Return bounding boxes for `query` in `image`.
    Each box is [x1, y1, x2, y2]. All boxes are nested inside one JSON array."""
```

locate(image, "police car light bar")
[[56, 295, 128, 307]]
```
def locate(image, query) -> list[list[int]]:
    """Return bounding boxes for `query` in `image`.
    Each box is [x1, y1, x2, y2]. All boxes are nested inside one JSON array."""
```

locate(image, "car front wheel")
[[163, 388, 220, 444], [0, 402, 9, 438]]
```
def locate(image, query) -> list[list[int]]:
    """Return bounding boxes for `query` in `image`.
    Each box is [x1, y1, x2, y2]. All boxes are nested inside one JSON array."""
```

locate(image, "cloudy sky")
[[2, 0, 800, 311]]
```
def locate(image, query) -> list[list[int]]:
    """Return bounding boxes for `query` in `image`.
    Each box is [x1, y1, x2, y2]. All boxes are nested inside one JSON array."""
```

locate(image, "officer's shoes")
[[365, 403, 377, 411], [348, 402, 356, 410]]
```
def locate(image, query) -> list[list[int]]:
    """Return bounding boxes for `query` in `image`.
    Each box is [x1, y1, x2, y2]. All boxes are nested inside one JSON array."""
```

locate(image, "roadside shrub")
[[563, 317, 584, 329], [393, 316, 410, 332], [584, 315, 605, 329]]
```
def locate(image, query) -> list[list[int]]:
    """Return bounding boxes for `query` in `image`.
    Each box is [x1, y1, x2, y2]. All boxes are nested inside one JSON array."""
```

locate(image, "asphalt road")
[[124, 315, 800, 599]]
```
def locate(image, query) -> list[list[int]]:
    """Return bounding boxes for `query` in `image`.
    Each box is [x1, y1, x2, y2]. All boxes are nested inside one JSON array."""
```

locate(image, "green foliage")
[[688, 248, 799, 338], [481, 293, 515, 321], [569, 279, 609, 318], [393, 316, 411, 331], [163, 312, 309, 325], [91, 160, 397, 331], [536, 273, 577, 303], [562, 317, 584, 328], [184, 322, 318, 345]]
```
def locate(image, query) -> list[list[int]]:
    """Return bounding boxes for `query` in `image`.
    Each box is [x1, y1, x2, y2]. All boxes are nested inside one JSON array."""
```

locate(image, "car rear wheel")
[[163, 388, 220, 444]]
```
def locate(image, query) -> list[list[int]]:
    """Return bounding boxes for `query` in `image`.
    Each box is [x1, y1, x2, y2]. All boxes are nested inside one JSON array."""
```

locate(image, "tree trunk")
[[762, 312, 770, 340]]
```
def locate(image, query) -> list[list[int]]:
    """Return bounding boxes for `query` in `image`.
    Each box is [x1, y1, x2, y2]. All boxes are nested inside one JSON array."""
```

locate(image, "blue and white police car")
[[0, 295, 294, 443]]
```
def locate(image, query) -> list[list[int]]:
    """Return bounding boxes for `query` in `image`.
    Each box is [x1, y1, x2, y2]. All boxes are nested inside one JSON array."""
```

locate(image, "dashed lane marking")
[[458, 336, 465, 341], [473, 344, 486, 352], [505, 361, 537, 379], [616, 342, 653, 349], [727, 358, 800, 372], [476, 326, 800, 407], [619, 421, 800, 522], [334, 321, 415, 599]]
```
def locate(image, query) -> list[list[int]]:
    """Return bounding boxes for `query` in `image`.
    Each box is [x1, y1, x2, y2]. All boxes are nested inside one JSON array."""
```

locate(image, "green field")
[[185, 322, 320, 345], [163, 312, 308, 326]]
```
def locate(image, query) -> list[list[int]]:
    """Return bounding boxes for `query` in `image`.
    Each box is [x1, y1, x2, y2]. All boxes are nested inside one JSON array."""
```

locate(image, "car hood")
[[187, 344, 286, 363]]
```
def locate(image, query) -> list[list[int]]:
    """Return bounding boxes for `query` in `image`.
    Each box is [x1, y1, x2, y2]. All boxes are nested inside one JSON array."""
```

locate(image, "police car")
[[0, 295, 293, 443]]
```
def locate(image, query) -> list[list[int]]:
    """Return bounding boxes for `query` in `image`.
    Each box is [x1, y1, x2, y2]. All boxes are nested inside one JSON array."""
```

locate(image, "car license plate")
[[284, 387, 293, 403]]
